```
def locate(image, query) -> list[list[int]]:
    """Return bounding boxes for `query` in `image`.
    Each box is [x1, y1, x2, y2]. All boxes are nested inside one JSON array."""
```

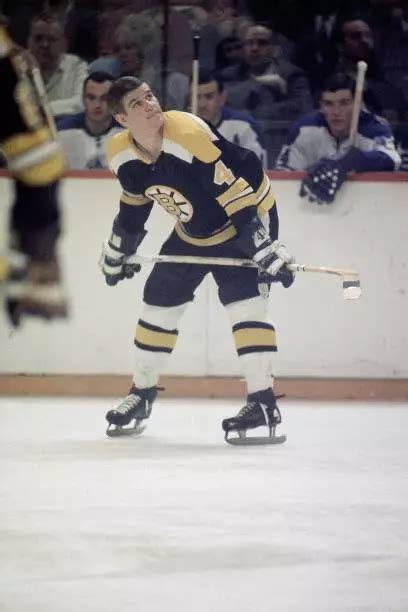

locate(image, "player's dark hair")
[[83, 71, 114, 94], [106, 76, 144, 115], [320, 73, 356, 97], [195, 68, 224, 93]]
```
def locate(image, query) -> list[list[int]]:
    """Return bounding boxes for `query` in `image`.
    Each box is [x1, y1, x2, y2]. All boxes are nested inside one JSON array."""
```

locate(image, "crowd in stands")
[[1, 0, 408, 176]]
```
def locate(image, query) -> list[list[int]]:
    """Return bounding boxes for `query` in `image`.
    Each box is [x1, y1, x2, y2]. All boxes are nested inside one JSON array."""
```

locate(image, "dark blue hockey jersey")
[[106, 111, 276, 246]]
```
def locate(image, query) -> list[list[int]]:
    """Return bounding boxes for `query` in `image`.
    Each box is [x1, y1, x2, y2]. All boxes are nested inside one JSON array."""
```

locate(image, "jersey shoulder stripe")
[[106, 130, 143, 174], [163, 111, 221, 163]]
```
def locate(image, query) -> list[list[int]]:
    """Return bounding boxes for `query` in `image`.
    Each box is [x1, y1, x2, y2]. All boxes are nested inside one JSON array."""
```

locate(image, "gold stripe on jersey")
[[175, 220, 237, 246], [256, 174, 276, 215], [106, 130, 145, 173], [163, 111, 221, 164], [232, 321, 277, 356], [217, 176, 261, 217], [224, 192, 257, 216], [217, 177, 252, 207], [120, 191, 151, 206], [135, 319, 178, 353], [1, 127, 66, 185]]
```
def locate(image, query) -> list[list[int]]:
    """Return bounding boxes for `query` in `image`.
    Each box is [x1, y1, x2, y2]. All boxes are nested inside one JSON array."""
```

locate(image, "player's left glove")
[[300, 147, 365, 205], [237, 217, 295, 288]]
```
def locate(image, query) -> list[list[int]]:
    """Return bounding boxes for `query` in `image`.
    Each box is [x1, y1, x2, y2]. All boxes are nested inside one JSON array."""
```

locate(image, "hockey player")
[[100, 76, 295, 444], [0, 17, 67, 326], [275, 73, 401, 204]]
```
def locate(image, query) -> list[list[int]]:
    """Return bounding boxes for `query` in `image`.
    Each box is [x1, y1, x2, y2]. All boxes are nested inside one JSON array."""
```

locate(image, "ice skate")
[[106, 385, 157, 437], [222, 388, 286, 446]]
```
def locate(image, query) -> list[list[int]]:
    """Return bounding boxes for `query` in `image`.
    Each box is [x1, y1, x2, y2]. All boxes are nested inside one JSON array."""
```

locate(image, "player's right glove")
[[100, 217, 146, 286], [237, 217, 295, 288]]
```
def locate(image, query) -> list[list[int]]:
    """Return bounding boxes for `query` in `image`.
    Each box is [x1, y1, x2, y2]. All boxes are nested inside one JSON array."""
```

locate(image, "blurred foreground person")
[[0, 17, 68, 326]]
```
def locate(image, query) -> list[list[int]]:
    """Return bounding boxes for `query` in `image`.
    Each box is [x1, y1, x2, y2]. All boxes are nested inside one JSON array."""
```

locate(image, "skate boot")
[[105, 385, 157, 437], [222, 388, 286, 446]]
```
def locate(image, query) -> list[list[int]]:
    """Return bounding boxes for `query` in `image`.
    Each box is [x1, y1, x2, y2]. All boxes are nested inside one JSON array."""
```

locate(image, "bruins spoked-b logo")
[[145, 185, 193, 222]]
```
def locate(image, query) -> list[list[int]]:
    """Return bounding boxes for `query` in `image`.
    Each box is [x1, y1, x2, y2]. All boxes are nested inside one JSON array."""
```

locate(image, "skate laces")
[[237, 401, 257, 417], [116, 393, 142, 415]]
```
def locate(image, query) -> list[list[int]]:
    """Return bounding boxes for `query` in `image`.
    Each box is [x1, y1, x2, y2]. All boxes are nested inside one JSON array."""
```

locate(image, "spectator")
[[27, 11, 88, 119], [194, 0, 253, 71], [215, 36, 244, 71], [97, 2, 193, 77], [370, 1, 408, 115], [57, 71, 123, 169], [192, 69, 267, 166], [219, 24, 313, 121], [332, 14, 405, 121], [90, 14, 189, 110], [293, 1, 341, 95], [275, 73, 401, 203]]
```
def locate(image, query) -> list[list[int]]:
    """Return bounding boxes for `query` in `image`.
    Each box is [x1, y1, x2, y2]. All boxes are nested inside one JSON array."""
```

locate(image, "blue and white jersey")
[[275, 109, 400, 171], [215, 107, 267, 168], [57, 113, 123, 169]]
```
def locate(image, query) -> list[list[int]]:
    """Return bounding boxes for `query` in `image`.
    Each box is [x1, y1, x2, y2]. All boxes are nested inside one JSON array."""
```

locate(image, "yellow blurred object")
[[0, 256, 10, 282]]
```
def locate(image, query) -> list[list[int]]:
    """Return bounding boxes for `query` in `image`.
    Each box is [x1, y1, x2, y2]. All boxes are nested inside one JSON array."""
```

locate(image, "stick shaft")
[[191, 31, 200, 115], [349, 61, 367, 145], [31, 67, 57, 139], [127, 253, 359, 278]]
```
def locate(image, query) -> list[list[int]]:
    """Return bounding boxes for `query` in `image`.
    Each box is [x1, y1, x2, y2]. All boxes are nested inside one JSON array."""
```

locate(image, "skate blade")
[[225, 433, 286, 446], [106, 422, 146, 438]]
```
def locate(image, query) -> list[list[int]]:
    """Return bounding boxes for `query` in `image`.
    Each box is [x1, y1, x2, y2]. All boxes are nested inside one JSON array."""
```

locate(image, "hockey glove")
[[237, 217, 295, 288], [100, 217, 146, 286], [300, 147, 365, 205]]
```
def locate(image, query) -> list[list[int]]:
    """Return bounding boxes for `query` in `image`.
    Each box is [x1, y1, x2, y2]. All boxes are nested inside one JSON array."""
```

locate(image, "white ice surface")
[[1, 397, 408, 612]]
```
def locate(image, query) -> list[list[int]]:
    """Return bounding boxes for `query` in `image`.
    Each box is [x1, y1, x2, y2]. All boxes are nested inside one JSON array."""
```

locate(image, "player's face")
[[320, 89, 354, 139], [116, 84, 163, 134], [195, 81, 226, 124], [84, 80, 112, 124]]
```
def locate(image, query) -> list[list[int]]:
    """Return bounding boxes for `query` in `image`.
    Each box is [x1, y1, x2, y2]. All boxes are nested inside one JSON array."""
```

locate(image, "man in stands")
[[57, 71, 123, 169], [27, 10, 88, 119]]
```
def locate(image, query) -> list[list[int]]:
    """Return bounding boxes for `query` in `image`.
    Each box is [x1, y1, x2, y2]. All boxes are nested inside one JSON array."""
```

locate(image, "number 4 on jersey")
[[214, 160, 235, 186]]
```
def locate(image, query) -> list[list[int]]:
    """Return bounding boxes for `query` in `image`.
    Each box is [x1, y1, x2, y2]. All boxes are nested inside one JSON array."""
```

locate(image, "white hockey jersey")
[[57, 113, 123, 169], [215, 107, 267, 168], [275, 109, 400, 171]]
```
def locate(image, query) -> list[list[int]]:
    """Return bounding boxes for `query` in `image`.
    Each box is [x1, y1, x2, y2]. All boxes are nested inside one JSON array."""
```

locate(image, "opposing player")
[[100, 76, 295, 444], [0, 17, 67, 326]]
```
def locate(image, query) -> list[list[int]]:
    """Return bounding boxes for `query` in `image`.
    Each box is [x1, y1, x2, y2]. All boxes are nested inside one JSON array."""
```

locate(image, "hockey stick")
[[30, 66, 58, 139], [191, 28, 200, 115], [349, 60, 367, 145], [126, 253, 362, 300]]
